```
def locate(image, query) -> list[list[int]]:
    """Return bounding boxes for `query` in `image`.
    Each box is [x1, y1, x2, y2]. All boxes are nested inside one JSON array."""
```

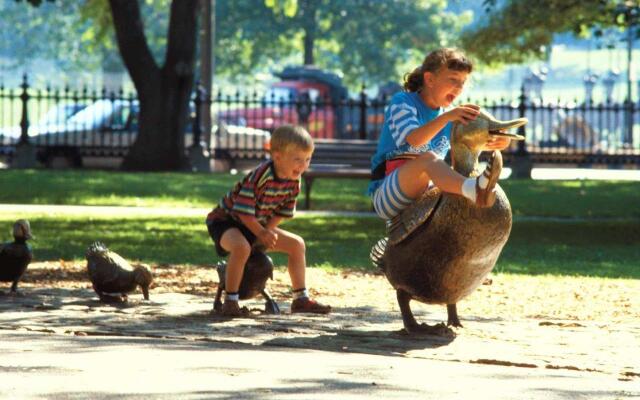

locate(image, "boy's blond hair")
[[270, 124, 314, 153]]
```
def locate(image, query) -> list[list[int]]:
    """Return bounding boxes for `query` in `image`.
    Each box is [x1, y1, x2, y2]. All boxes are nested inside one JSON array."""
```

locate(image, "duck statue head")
[[371, 109, 527, 335]]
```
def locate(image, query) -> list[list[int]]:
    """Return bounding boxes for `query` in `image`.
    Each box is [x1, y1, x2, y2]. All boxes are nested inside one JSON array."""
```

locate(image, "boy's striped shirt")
[[208, 161, 299, 225]]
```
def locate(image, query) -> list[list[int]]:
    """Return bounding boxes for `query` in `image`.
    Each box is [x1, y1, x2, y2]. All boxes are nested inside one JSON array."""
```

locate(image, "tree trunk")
[[109, 0, 200, 171], [300, 0, 318, 65]]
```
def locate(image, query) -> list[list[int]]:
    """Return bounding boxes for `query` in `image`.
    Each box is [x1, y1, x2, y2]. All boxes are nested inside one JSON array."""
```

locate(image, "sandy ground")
[[1, 261, 638, 397], [17, 261, 639, 324]]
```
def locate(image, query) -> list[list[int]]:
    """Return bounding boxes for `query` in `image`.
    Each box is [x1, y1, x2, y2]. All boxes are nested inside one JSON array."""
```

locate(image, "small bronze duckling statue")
[[86, 242, 153, 303], [371, 109, 527, 334], [0, 220, 34, 294], [213, 245, 280, 314]]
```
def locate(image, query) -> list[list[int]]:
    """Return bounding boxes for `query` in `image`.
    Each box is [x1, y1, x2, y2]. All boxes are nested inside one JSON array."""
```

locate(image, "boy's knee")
[[295, 236, 306, 253], [288, 235, 306, 254], [227, 241, 252, 258]]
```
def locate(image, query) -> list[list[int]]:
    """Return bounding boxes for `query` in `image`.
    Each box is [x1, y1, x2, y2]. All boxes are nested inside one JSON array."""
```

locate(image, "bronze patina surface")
[[375, 110, 527, 334]]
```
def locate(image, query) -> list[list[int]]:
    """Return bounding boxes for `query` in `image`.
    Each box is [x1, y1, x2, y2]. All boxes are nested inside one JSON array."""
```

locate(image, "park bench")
[[302, 138, 377, 209]]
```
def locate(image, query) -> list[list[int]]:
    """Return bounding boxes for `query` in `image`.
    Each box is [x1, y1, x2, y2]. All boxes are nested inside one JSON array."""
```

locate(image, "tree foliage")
[[215, 0, 470, 87], [1, 1, 103, 74], [461, 0, 638, 66], [4, 0, 171, 79], [18, 0, 200, 171]]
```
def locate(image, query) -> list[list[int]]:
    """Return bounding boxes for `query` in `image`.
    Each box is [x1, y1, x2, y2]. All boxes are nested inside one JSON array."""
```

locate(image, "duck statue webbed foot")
[[262, 289, 281, 314], [397, 289, 454, 335], [446, 304, 462, 328]]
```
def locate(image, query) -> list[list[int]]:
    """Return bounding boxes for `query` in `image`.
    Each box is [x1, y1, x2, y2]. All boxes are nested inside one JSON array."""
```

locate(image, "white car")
[[3, 99, 271, 169]]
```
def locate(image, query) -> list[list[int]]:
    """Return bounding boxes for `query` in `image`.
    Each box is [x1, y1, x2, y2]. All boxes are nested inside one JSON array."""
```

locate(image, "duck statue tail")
[[369, 237, 388, 272]]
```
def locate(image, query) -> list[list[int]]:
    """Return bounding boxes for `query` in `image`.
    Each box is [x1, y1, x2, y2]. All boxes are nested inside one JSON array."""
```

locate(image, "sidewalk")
[[0, 203, 376, 218], [0, 289, 637, 399]]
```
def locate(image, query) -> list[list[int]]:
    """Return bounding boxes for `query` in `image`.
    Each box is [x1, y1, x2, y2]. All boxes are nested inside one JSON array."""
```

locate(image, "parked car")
[[16, 99, 270, 169], [0, 103, 87, 141], [216, 65, 394, 140]]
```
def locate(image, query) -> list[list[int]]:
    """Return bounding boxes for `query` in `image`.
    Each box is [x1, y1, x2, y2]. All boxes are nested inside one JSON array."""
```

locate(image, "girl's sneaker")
[[476, 150, 503, 208]]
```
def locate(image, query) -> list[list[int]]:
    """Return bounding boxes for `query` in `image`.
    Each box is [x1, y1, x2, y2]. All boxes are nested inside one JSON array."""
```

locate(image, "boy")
[[206, 124, 331, 317]]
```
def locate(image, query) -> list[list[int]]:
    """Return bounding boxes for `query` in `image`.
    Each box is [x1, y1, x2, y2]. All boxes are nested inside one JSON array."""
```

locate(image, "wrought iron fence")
[[1, 75, 639, 168]]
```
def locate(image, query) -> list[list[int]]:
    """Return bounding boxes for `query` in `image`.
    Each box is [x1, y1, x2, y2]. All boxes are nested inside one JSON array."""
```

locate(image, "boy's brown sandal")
[[220, 300, 250, 317], [475, 150, 503, 208], [291, 297, 332, 314]]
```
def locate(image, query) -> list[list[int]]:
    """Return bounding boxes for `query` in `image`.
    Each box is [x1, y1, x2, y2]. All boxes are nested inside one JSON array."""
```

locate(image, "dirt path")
[[1, 261, 637, 389]]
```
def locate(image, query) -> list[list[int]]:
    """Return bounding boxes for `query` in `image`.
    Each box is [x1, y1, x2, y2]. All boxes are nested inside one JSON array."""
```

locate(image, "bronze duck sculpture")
[[371, 109, 527, 334], [213, 246, 280, 314], [86, 242, 153, 303], [0, 220, 34, 294]]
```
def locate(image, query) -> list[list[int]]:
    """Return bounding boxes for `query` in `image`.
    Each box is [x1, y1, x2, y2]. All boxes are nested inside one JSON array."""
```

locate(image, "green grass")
[[1, 169, 639, 217], [1, 212, 637, 279], [1, 169, 637, 279]]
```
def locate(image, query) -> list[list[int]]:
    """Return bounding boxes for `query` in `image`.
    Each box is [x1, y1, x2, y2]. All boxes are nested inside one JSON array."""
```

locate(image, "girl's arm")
[[406, 104, 480, 147]]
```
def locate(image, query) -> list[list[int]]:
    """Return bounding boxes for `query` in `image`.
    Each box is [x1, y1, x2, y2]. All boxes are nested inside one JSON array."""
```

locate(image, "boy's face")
[[423, 67, 469, 108], [272, 146, 313, 180]]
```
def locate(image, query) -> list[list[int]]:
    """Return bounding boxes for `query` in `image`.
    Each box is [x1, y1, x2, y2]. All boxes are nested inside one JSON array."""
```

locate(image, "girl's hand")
[[446, 104, 480, 125], [484, 135, 511, 150]]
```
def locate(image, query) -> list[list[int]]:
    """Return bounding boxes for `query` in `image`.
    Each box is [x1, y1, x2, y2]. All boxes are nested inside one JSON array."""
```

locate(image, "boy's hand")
[[446, 104, 480, 125], [484, 135, 511, 150], [257, 229, 278, 249]]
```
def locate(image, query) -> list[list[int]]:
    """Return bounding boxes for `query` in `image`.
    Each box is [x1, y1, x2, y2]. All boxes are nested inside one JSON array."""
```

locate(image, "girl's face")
[[272, 146, 313, 180], [422, 67, 469, 108]]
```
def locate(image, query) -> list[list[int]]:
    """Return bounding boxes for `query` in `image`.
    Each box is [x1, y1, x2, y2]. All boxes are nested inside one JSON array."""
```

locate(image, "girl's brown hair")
[[403, 48, 473, 92]]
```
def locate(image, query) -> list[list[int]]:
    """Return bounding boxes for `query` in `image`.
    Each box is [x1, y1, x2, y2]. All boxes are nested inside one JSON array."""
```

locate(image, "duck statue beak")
[[483, 111, 527, 140]]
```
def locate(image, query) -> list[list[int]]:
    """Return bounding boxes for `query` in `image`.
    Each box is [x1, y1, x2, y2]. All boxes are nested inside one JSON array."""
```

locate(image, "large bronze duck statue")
[[0, 220, 34, 294], [371, 110, 527, 334], [213, 245, 280, 315], [86, 242, 153, 303]]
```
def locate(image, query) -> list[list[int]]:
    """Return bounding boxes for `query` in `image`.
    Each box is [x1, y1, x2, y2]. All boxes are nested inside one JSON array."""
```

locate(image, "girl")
[[369, 48, 511, 219]]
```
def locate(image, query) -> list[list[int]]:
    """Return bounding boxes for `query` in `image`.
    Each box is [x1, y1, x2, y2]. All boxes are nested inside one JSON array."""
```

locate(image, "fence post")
[[11, 74, 37, 169], [192, 83, 203, 147], [624, 98, 633, 147], [186, 81, 211, 172], [510, 85, 532, 179], [359, 84, 367, 140]]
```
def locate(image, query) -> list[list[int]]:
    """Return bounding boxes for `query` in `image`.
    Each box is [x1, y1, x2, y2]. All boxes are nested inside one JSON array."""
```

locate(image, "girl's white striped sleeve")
[[388, 103, 419, 147]]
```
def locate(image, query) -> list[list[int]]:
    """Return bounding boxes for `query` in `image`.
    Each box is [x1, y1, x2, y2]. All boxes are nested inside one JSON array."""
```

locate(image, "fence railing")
[[1, 75, 639, 169]]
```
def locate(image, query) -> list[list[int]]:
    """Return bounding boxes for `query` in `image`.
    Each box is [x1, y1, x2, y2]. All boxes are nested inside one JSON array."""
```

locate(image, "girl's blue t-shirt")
[[368, 91, 451, 195]]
